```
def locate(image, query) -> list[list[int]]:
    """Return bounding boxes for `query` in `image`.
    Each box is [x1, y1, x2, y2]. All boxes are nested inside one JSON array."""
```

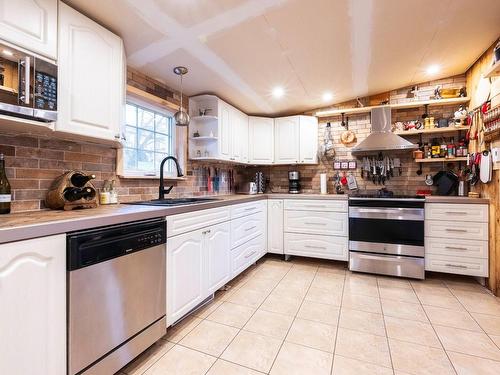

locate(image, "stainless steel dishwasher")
[[67, 218, 166, 375]]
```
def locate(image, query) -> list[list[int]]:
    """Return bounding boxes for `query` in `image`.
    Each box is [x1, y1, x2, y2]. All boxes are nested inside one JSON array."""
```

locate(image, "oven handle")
[[349, 207, 424, 221], [19, 56, 30, 105]]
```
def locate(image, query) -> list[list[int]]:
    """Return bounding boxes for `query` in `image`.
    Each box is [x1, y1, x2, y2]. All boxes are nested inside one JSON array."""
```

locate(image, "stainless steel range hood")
[[351, 106, 418, 153]]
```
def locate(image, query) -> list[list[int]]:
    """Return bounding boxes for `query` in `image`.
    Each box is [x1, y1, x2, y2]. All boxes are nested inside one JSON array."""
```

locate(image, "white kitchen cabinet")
[[274, 116, 300, 164], [232, 109, 249, 163], [57, 2, 125, 142], [284, 232, 348, 261], [268, 199, 284, 254], [218, 101, 231, 160], [206, 222, 231, 294], [284, 210, 348, 236], [299, 116, 318, 163], [0, 0, 57, 60], [240, 112, 249, 163], [249, 117, 274, 164], [231, 211, 265, 249], [231, 234, 266, 277], [0, 234, 66, 375]]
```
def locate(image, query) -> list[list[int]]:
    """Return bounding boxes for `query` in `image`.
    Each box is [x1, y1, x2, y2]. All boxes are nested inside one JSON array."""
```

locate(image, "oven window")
[[349, 218, 424, 246]]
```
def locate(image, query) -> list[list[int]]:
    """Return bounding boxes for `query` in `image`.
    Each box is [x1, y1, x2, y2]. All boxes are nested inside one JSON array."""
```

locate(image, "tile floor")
[[118, 256, 500, 375]]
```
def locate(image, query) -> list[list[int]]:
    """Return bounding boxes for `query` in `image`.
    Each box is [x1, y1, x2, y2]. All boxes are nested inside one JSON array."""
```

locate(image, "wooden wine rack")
[[45, 170, 98, 210]]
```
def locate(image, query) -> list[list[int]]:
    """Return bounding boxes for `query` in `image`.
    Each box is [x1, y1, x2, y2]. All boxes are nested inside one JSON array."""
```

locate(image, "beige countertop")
[[0, 193, 488, 244]]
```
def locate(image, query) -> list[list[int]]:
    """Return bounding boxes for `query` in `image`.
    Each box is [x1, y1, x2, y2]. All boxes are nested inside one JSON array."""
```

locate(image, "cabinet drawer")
[[284, 233, 348, 261], [231, 200, 265, 219], [425, 254, 488, 277], [167, 207, 230, 237], [284, 210, 347, 236], [231, 234, 265, 277], [425, 220, 488, 241], [284, 199, 347, 212], [231, 211, 265, 249], [425, 237, 488, 259], [425, 203, 488, 223]]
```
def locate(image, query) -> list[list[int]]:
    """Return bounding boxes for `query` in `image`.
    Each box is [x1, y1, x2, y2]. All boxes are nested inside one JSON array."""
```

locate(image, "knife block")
[[46, 171, 98, 210]]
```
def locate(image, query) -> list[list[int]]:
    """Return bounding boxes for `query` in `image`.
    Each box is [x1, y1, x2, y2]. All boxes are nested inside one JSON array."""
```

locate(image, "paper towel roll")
[[320, 173, 327, 194]]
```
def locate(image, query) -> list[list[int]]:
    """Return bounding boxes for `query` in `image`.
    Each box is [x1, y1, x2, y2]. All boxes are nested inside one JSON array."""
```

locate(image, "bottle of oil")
[[0, 153, 11, 214]]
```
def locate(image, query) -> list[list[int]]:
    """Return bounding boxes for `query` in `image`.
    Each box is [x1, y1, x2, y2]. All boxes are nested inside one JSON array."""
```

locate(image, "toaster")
[[237, 181, 258, 195]]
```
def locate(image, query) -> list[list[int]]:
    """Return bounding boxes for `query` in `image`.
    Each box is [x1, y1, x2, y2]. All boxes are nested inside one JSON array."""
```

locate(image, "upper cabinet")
[[57, 2, 124, 142], [249, 117, 274, 164], [299, 115, 318, 164], [0, 0, 57, 60], [274, 116, 300, 164]]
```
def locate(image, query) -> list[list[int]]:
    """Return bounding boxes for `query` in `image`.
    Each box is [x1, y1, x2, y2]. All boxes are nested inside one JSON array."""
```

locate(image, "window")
[[122, 101, 175, 176]]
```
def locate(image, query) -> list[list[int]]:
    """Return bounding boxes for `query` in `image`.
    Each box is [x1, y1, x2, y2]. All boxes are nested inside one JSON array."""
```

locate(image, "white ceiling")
[[65, 0, 500, 116]]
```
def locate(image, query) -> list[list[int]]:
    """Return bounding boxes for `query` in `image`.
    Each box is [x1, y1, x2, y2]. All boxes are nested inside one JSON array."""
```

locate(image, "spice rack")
[[414, 157, 467, 163]]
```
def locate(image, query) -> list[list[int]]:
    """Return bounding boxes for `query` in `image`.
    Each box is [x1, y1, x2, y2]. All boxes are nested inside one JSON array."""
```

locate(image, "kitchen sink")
[[125, 197, 220, 206]]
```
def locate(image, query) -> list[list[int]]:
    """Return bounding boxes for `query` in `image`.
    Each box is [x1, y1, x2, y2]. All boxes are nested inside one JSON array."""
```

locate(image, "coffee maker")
[[288, 171, 301, 194]]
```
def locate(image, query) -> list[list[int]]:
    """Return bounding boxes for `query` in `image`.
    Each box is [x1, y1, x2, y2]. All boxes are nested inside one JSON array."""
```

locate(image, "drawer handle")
[[244, 207, 257, 211], [445, 246, 468, 251], [245, 226, 257, 232], [445, 211, 468, 215], [305, 245, 327, 250], [445, 229, 467, 233], [304, 205, 328, 209], [305, 222, 327, 226], [445, 263, 468, 269], [202, 229, 211, 235], [245, 250, 257, 259]]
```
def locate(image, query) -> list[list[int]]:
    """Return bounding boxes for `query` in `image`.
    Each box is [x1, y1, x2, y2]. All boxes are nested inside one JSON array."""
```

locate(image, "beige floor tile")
[[179, 320, 239, 356], [377, 276, 412, 290], [453, 291, 500, 316], [331, 355, 393, 375], [339, 308, 386, 336], [414, 286, 464, 310], [379, 286, 419, 303], [206, 359, 263, 375], [381, 299, 428, 322], [226, 287, 269, 308], [193, 300, 223, 319], [311, 276, 345, 292], [384, 316, 441, 348], [242, 277, 278, 294], [286, 318, 337, 352], [445, 280, 489, 294], [165, 316, 203, 343], [243, 309, 294, 340], [335, 328, 391, 368], [305, 286, 342, 306], [206, 302, 255, 329], [121, 340, 174, 375], [410, 278, 446, 290], [471, 312, 500, 335], [434, 325, 500, 361], [270, 342, 333, 375], [389, 339, 454, 375], [260, 293, 303, 316], [424, 305, 481, 331], [342, 293, 382, 314], [221, 330, 282, 373], [272, 283, 309, 300], [297, 300, 340, 326], [317, 264, 347, 276], [143, 345, 216, 375], [344, 279, 379, 297], [448, 351, 500, 375]]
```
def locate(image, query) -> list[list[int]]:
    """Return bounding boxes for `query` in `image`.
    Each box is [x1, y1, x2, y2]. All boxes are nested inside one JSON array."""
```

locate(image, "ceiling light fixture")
[[173, 66, 190, 127], [2, 49, 13, 56], [426, 64, 440, 75], [272, 86, 285, 99], [322, 92, 333, 102]]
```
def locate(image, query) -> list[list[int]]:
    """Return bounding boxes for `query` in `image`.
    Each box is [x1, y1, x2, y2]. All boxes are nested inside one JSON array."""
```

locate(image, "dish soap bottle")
[[0, 153, 11, 214]]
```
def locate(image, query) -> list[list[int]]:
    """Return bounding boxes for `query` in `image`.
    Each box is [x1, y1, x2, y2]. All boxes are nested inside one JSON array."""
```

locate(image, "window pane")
[[137, 150, 154, 171], [138, 129, 155, 151], [126, 104, 137, 126], [138, 108, 154, 131], [155, 115, 169, 134], [124, 148, 137, 170], [125, 126, 137, 148], [155, 133, 170, 153], [155, 152, 170, 173]]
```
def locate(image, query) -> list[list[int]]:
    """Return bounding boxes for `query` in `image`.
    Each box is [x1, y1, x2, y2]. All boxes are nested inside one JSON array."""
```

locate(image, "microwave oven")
[[0, 42, 57, 122]]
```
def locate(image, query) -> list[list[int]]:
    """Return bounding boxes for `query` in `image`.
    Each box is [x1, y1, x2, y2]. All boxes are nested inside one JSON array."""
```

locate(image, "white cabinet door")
[[238, 111, 249, 163], [249, 116, 274, 164], [167, 229, 205, 325], [218, 101, 231, 160], [0, 0, 57, 59], [206, 222, 231, 294], [268, 199, 284, 254], [274, 116, 300, 164], [299, 116, 318, 164], [57, 3, 124, 141], [0, 234, 66, 375], [229, 107, 242, 162]]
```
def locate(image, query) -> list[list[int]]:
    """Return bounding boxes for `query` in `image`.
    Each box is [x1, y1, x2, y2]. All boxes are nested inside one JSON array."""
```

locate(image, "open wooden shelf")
[[395, 126, 470, 136], [315, 97, 470, 117], [484, 60, 500, 78], [189, 136, 218, 141], [190, 115, 218, 121], [415, 157, 467, 163]]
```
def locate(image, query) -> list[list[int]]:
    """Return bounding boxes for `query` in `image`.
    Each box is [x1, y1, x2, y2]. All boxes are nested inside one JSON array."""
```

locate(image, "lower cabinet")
[[206, 223, 231, 293], [268, 199, 284, 254], [0, 235, 66, 375], [231, 234, 266, 277], [284, 232, 348, 260]]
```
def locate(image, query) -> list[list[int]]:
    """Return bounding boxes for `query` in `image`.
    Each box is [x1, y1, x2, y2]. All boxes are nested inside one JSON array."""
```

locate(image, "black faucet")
[[158, 156, 184, 200]]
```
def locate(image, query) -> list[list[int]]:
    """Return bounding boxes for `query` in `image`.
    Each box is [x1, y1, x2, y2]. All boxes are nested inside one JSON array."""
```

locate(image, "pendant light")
[[173, 66, 190, 127]]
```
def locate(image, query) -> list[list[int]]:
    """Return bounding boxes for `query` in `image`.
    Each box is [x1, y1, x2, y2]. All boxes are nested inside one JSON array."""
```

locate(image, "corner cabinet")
[[0, 234, 66, 375], [0, 0, 57, 60], [57, 2, 125, 142]]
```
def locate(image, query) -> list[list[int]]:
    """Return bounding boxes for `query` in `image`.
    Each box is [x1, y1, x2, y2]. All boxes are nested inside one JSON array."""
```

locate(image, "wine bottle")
[[0, 153, 11, 214], [64, 187, 93, 202], [70, 173, 96, 187]]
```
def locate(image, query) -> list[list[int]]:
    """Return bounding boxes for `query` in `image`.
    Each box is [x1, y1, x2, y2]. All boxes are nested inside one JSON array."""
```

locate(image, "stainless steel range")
[[348, 193, 425, 279]]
